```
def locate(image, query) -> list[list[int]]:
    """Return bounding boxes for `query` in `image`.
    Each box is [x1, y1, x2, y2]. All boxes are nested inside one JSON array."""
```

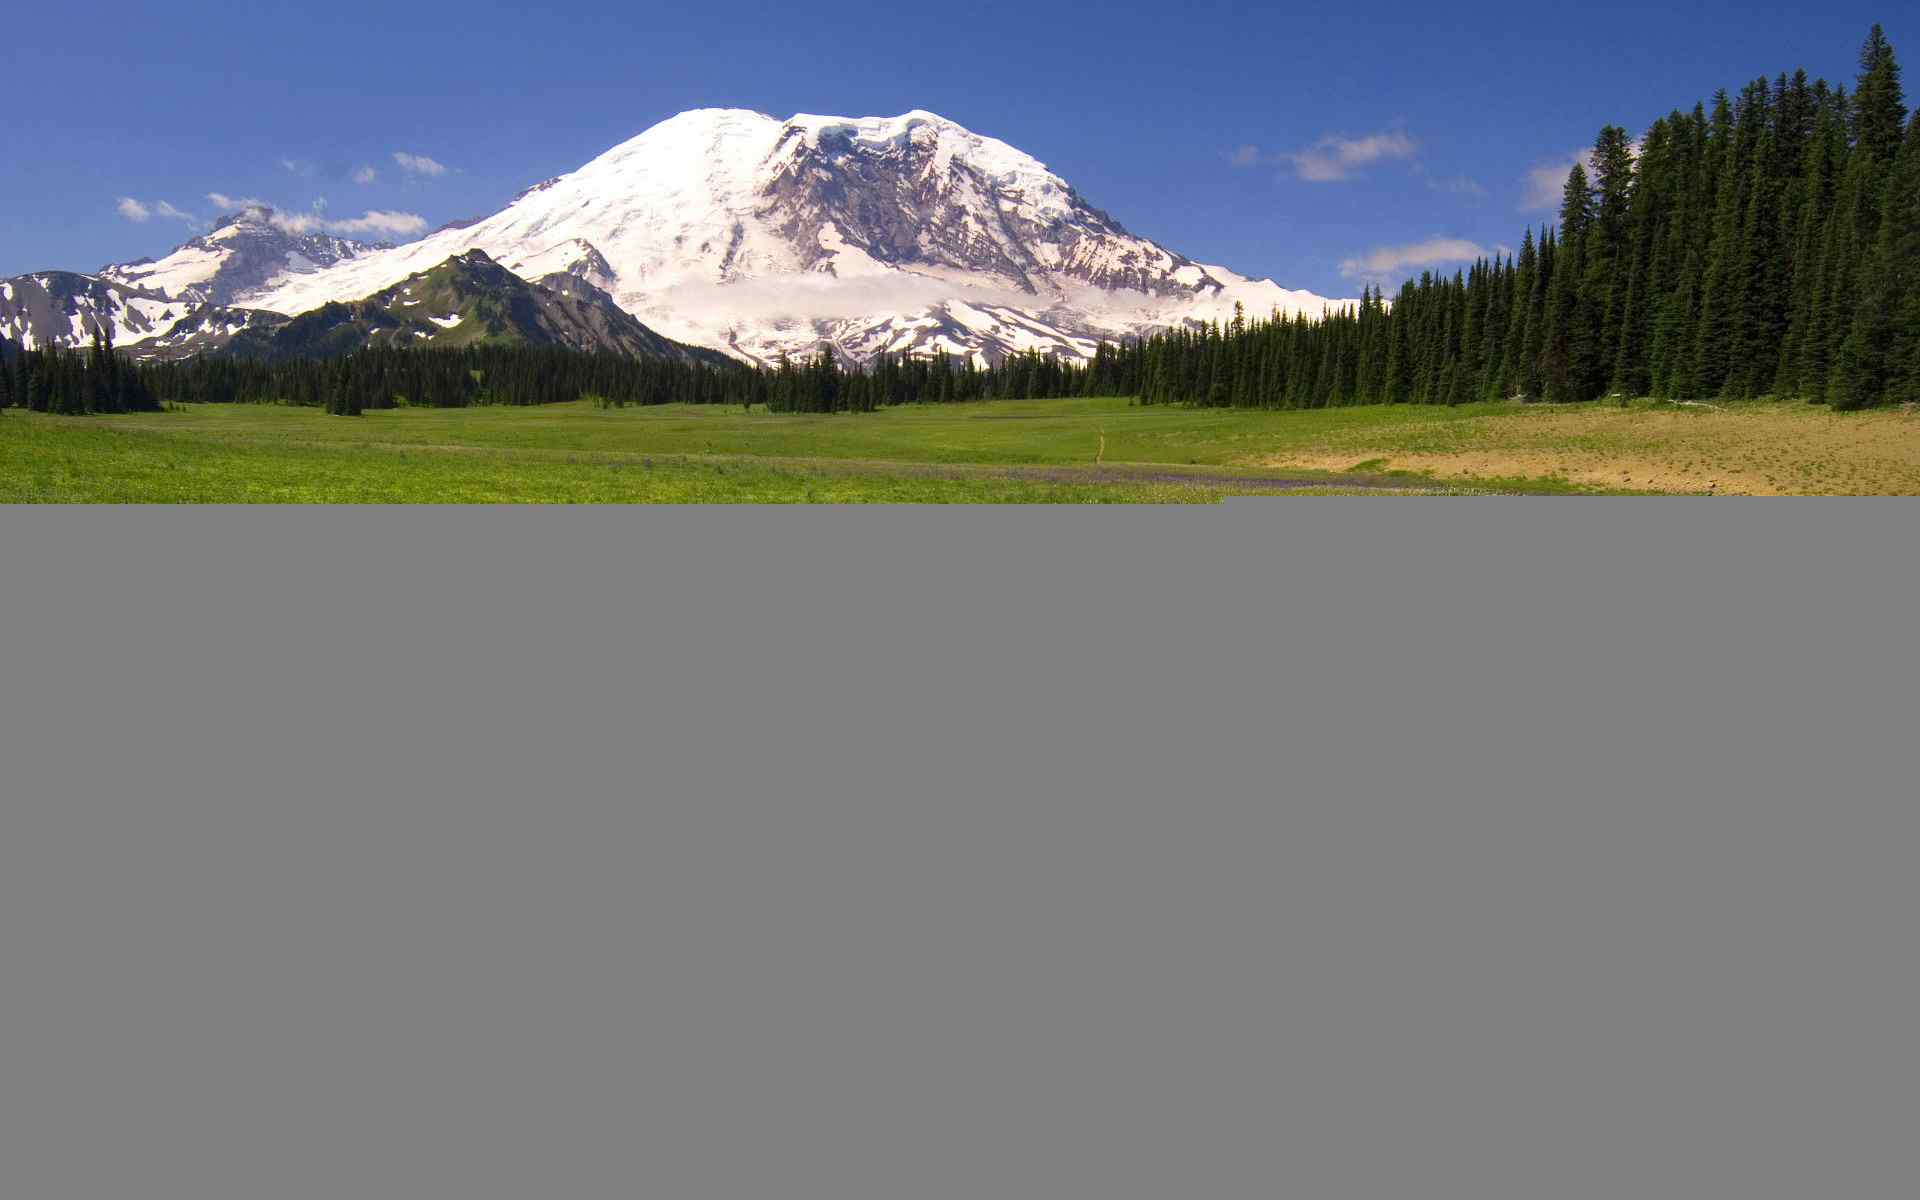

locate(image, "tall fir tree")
[[1582, 125, 1637, 398], [1886, 113, 1920, 404], [1852, 25, 1907, 174], [1837, 109, 1920, 409], [1775, 92, 1845, 397], [1541, 165, 1592, 402]]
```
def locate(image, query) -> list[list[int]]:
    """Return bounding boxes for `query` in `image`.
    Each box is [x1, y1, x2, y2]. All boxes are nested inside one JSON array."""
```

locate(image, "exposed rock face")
[[122, 306, 290, 362], [0, 271, 188, 351], [755, 114, 1200, 299]]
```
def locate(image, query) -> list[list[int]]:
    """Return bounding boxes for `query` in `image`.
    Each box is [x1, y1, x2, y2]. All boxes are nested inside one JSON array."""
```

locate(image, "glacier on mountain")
[[242, 109, 1351, 365]]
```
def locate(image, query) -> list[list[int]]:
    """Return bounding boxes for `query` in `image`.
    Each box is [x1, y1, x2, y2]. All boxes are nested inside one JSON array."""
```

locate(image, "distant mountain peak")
[[211, 205, 277, 231], [211, 109, 1355, 364], [94, 208, 389, 311]]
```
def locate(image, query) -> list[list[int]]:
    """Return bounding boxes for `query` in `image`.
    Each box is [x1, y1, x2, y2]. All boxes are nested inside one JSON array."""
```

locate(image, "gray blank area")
[[2, 501, 1914, 1200]]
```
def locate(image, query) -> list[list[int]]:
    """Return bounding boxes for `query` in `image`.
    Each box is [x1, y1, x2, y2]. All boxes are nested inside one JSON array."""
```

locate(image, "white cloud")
[[1229, 132, 1424, 181], [351, 165, 378, 185], [264, 209, 425, 238], [279, 156, 315, 177], [1339, 237, 1490, 281], [1288, 131, 1418, 182], [1522, 140, 1641, 211], [264, 210, 321, 234], [118, 197, 197, 223], [205, 192, 425, 239], [1523, 149, 1594, 211], [327, 209, 429, 237], [392, 151, 450, 177]]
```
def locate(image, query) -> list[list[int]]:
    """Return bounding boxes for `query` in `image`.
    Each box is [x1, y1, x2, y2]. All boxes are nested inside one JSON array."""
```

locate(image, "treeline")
[[133, 343, 756, 415], [1136, 26, 1919, 411], [752, 344, 1138, 412], [1, 332, 162, 415], [0, 337, 1139, 417]]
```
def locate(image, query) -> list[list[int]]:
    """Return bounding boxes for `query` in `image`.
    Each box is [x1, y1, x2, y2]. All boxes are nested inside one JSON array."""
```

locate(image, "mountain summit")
[[245, 109, 1348, 364], [99, 206, 388, 308]]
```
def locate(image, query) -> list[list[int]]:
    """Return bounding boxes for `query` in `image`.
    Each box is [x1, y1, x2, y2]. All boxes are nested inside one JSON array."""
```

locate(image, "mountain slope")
[[0, 272, 196, 350], [227, 250, 732, 364], [247, 109, 1350, 365], [125, 306, 291, 361], [99, 207, 387, 307]]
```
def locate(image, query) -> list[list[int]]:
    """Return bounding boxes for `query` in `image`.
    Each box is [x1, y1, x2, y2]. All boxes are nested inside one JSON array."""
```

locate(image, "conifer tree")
[[1654, 245, 1704, 399], [27, 353, 51, 413], [1821, 148, 1878, 407], [1478, 255, 1512, 399], [1852, 25, 1907, 176], [1498, 231, 1537, 399], [1517, 229, 1554, 400], [1775, 96, 1844, 396], [1887, 113, 1920, 405], [1582, 126, 1636, 398], [1542, 165, 1592, 402], [1383, 280, 1416, 403], [1835, 109, 1919, 409], [1728, 120, 1784, 398], [1609, 118, 1675, 397], [1690, 82, 1765, 398]]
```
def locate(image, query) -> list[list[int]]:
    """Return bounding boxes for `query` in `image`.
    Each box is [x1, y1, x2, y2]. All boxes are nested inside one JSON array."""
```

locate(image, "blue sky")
[[1, 2, 1907, 295]]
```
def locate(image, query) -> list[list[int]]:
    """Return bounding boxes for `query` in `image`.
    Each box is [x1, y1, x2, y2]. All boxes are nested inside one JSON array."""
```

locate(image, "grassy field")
[[4, 394, 1918, 502]]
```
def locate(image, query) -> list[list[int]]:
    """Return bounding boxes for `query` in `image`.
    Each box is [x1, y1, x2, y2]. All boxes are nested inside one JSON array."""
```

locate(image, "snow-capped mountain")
[[2, 206, 393, 356], [0, 272, 197, 351], [99, 207, 388, 308], [244, 109, 1349, 365]]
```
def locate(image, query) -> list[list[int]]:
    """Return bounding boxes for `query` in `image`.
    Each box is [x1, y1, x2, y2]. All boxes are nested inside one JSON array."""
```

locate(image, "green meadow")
[[5, 394, 1917, 502]]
